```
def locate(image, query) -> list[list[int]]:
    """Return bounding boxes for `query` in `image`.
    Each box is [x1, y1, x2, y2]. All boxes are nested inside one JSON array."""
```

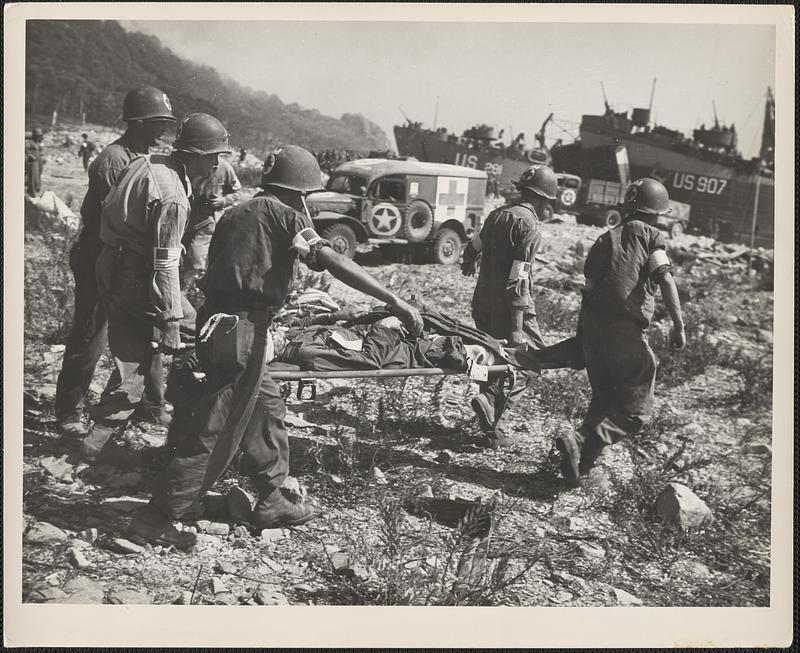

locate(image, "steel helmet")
[[261, 145, 324, 193], [122, 86, 176, 122], [619, 178, 671, 215], [31, 127, 44, 139], [513, 164, 558, 200], [172, 113, 231, 155]]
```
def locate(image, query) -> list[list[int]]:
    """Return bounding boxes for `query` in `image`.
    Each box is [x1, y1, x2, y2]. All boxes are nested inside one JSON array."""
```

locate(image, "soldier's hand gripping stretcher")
[[150, 323, 194, 355]]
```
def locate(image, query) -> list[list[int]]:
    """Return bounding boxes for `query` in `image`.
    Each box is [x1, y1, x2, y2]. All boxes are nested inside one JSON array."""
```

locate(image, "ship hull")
[[552, 131, 774, 248], [394, 126, 545, 194]]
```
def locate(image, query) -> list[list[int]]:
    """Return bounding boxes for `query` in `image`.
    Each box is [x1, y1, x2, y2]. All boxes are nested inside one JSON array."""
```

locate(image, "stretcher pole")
[[267, 364, 514, 381]]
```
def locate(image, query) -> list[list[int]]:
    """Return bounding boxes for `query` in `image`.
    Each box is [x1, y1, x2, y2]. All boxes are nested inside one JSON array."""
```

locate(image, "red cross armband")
[[647, 249, 673, 282], [291, 227, 330, 271]]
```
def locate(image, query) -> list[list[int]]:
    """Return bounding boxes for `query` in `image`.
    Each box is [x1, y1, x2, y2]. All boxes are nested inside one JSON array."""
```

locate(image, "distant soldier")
[[55, 87, 178, 436], [25, 127, 45, 197], [556, 178, 686, 487], [74, 112, 231, 463], [461, 165, 556, 448], [238, 146, 247, 164], [182, 156, 242, 282], [77, 133, 96, 171]]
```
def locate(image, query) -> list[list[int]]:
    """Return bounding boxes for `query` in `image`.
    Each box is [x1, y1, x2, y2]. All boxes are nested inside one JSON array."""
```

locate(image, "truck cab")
[[306, 159, 487, 264]]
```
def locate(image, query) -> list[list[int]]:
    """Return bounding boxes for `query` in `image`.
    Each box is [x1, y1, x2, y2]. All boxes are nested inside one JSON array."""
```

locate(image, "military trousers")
[[578, 308, 657, 446], [54, 242, 164, 422], [473, 309, 545, 430], [151, 309, 289, 520], [89, 246, 194, 427]]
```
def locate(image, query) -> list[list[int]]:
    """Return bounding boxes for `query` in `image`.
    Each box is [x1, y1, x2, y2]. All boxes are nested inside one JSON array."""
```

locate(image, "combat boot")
[[126, 504, 197, 550], [555, 431, 583, 487], [57, 414, 88, 437], [251, 488, 320, 529], [578, 434, 606, 478], [470, 393, 496, 432]]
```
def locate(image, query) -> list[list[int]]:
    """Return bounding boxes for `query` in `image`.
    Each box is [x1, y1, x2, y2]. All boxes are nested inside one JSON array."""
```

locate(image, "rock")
[[68, 547, 91, 569], [69, 538, 93, 550], [550, 514, 586, 531], [104, 537, 145, 555], [756, 329, 773, 345], [108, 589, 153, 604], [284, 413, 318, 429], [214, 592, 239, 605], [36, 383, 58, 401], [28, 586, 69, 602], [552, 570, 588, 595], [689, 561, 713, 580], [226, 485, 255, 522], [613, 587, 643, 606], [330, 552, 368, 579], [62, 576, 104, 603], [196, 521, 230, 537], [261, 556, 283, 572], [173, 591, 194, 605], [76, 527, 99, 543], [211, 578, 229, 595], [39, 455, 75, 482], [533, 526, 547, 538], [655, 483, 714, 530], [281, 476, 306, 499], [215, 560, 237, 575], [327, 474, 344, 486], [101, 496, 149, 513], [25, 521, 68, 544], [742, 442, 772, 455], [415, 484, 434, 498], [260, 528, 286, 542], [233, 525, 250, 539], [254, 585, 289, 606], [549, 590, 574, 604], [577, 542, 606, 560], [323, 544, 341, 555], [372, 467, 388, 485]]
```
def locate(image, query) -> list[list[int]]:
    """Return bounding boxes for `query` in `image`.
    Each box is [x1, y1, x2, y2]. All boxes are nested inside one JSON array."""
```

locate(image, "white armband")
[[647, 249, 670, 274], [291, 227, 322, 256], [469, 232, 482, 253], [508, 259, 531, 282], [153, 247, 183, 270]]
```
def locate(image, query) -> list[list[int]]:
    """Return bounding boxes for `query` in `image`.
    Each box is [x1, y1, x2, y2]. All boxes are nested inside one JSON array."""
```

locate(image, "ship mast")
[[648, 78, 657, 113], [600, 82, 611, 114]]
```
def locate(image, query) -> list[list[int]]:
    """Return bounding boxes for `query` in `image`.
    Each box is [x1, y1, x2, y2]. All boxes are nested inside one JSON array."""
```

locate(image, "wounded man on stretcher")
[[166, 298, 585, 449]]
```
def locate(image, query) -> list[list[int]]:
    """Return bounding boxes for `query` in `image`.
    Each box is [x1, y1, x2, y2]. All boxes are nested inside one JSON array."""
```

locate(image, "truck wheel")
[[668, 221, 684, 239], [322, 223, 357, 259], [402, 200, 434, 242], [431, 228, 463, 265], [602, 209, 622, 228]]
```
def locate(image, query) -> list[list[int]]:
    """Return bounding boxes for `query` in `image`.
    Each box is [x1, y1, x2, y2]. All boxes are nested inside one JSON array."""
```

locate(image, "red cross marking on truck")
[[438, 179, 466, 209]]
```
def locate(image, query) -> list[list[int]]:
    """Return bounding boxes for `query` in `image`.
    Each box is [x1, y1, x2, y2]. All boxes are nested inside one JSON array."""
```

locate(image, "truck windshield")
[[328, 174, 368, 196]]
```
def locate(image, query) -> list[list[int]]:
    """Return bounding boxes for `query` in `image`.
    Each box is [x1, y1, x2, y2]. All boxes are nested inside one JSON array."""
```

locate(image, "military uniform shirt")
[[99, 153, 192, 322], [201, 193, 328, 310], [581, 219, 671, 328]]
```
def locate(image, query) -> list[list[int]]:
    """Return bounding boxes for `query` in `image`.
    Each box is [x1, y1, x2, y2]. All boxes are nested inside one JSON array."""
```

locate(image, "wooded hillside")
[[25, 20, 390, 153]]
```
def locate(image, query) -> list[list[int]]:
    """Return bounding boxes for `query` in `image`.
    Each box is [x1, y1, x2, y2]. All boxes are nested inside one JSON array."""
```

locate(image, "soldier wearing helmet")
[[73, 112, 230, 464], [55, 87, 178, 437], [554, 177, 686, 487], [460, 164, 556, 449], [126, 145, 424, 550], [25, 127, 45, 197]]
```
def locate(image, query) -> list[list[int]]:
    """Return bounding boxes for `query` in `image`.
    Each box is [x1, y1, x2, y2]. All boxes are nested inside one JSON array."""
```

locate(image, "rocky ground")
[[20, 125, 774, 607]]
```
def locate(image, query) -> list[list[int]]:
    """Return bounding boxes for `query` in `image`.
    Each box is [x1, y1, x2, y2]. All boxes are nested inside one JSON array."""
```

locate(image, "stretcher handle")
[[266, 364, 514, 381]]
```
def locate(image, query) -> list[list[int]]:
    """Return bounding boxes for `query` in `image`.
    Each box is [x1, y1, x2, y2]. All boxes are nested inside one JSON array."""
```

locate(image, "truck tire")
[[431, 227, 462, 265], [602, 209, 622, 228], [668, 220, 684, 239], [322, 223, 357, 259], [402, 200, 434, 243]]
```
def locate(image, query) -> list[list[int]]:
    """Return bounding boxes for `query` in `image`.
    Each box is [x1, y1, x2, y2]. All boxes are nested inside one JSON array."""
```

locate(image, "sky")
[[122, 20, 776, 158]]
